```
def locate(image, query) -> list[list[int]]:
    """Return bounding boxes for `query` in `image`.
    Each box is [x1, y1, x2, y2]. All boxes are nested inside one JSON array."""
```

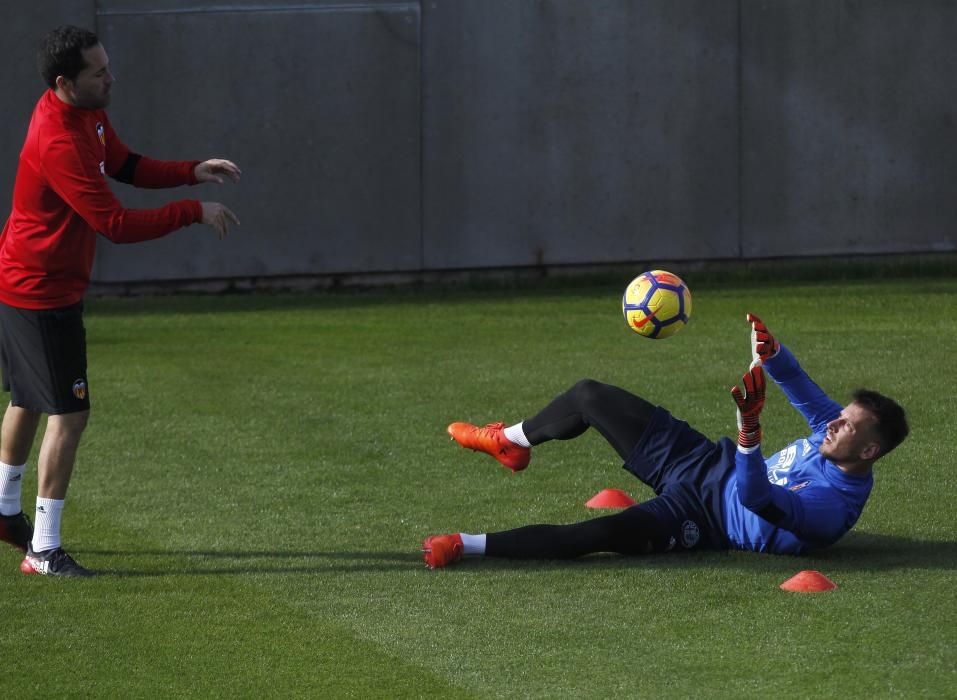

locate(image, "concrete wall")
[[422, 1, 739, 269], [741, 0, 957, 257], [1, 1, 954, 287], [1, 1, 97, 229], [93, 0, 421, 282]]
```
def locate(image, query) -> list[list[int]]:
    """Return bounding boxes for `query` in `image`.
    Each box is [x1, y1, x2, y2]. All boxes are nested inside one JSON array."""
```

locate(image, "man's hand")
[[194, 159, 242, 185], [748, 313, 780, 368], [730, 365, 765, 451], [201, 202, 240, 239]]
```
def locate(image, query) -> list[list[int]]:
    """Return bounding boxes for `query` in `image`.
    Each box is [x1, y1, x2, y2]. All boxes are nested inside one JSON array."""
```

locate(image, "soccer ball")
[[621, 270, 693, 339]]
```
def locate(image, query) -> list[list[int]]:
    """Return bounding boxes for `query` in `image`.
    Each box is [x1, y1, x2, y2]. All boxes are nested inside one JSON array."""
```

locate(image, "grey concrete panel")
[[92, 2, 421, 282], [422, 0, 739, 270], [742, 0, 957, 257], [8, 1, 954, 289], [99, 0, 408, 12], [0, 3, 97, 221]]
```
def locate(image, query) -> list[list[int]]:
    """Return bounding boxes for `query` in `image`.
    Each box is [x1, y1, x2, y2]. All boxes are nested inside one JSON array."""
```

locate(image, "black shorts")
[[0, 301, 90, 414]]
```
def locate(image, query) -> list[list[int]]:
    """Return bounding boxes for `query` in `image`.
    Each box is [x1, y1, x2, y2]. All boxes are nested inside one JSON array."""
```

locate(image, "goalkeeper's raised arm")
[[748, 313, 841, 436]]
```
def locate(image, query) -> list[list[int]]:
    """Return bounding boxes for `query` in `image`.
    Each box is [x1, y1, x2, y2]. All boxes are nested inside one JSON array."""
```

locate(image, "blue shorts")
[[623, 407, 735, 550]]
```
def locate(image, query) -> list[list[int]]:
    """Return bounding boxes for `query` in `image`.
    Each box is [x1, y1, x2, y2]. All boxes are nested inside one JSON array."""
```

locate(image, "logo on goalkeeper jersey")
[[789, 481, 810, 492]]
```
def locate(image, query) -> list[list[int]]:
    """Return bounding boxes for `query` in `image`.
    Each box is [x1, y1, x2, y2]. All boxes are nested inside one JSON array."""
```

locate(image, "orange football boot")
[[422, 534, 464, 569], [447, 422, 531, 472]]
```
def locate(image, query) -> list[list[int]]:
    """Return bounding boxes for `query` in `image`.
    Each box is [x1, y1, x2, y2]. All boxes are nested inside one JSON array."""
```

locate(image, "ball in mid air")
[[622, 270, 692, 339]]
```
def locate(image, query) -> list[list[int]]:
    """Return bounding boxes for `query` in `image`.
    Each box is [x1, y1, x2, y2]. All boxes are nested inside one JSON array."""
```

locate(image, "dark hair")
[[852, 389, 909, 457], [37, 25, 100, 89]]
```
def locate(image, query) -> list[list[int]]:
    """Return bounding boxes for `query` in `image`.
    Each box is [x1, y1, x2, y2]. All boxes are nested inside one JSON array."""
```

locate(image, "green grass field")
[[1, 267, 955, 698]]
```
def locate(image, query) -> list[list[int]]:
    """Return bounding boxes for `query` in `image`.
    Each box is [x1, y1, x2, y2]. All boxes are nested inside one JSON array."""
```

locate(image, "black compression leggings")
[[523, 378, 656, 460], [485, 379, 671, 558], [486, 508, 669, 558]]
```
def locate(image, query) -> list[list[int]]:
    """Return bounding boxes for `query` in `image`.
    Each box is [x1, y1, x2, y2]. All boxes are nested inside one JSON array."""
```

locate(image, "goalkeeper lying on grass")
[[423, 315, 908, 568]]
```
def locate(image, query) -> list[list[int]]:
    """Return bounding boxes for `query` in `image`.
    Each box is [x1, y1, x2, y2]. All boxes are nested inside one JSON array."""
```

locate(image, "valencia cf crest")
[[72, 379, 88, 400], [680, 520, 700, 548], [96, 122, 105, 146]]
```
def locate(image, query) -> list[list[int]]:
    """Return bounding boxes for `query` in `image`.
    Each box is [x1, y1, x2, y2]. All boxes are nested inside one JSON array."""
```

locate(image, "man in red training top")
[[0, 26, 241, 576]]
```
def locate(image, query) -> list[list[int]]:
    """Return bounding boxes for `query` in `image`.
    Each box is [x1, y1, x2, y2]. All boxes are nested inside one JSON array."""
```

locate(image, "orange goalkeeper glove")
[[747, 313, 780, 368], [731, 365, 766, 451]]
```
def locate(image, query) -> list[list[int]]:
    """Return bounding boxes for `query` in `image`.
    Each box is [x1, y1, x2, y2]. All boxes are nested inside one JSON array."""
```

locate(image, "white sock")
[[0, 462, 26, 516], [504, 423, 531, 448], [32, 497, 64, 552], [460, 533, 487, 556]]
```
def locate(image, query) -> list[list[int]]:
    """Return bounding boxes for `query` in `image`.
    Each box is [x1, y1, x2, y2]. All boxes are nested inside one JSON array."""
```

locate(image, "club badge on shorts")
[[72, 379, 88, 400], [681, 520, 700, 548]]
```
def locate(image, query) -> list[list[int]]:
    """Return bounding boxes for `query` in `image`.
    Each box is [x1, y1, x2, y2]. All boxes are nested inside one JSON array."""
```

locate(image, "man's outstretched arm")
[[747, 313, 841, 435]]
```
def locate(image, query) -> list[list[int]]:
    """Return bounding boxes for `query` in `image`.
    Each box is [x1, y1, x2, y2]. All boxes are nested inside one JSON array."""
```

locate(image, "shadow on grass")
[[463, 531, 957, 574], [83, 279, 613, 318], [74, 549, 420, 577], [808, 531, 957, 572], [470, 532, 957, 573], [76, 530, 955, 578]]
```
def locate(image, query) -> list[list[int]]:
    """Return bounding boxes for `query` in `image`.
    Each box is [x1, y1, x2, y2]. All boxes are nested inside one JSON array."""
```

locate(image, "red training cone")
[[779, 570, 838, 592], [585, 489, 637, 509]]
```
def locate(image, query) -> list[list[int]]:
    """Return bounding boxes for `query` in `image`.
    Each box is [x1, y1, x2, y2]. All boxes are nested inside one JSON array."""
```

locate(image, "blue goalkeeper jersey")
[[721, 345, 873, 554]]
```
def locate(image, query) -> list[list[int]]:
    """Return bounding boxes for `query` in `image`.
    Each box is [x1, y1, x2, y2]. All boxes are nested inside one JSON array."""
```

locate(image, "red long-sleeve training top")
[[0, 90, 203, 309]]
